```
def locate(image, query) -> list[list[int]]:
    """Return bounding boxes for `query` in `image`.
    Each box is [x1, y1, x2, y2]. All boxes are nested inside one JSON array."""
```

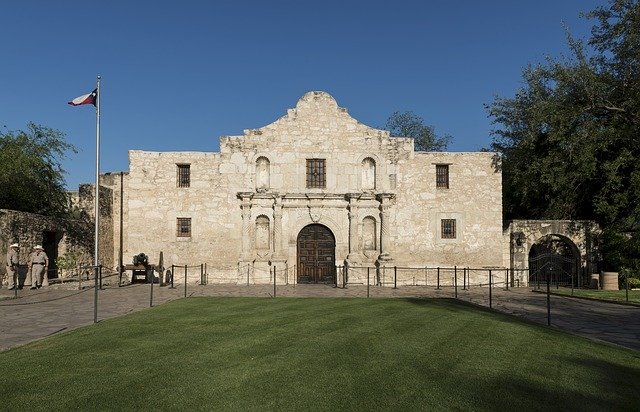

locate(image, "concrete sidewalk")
[[1, 282, 638, 352]]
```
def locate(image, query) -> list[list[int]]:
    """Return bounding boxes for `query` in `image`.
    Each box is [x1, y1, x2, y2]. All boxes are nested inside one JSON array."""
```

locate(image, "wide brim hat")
[[10, 243, 19, 248], [33, 245, 44, 250]]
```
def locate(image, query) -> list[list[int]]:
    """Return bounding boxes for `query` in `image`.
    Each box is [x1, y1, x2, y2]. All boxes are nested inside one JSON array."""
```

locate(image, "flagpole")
[[94, 75, 101, 270]]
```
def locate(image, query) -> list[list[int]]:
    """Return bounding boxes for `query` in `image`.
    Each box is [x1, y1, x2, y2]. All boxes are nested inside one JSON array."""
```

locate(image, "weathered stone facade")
[[100, 92, 504, 284]]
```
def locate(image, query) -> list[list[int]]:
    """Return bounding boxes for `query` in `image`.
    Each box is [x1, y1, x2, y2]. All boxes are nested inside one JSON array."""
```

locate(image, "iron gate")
[[528, 253, 577, 288]]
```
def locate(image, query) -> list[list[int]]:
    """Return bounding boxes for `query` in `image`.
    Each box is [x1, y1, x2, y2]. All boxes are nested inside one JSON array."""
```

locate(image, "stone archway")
[[297, 224, 336, 284], [527, 234, 581, 288], [506, 220, 599, 287]]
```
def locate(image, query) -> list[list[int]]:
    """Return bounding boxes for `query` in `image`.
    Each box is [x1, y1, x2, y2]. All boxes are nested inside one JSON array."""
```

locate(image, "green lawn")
[[1, 298, 638, 411], [548, 287, 640, 304]]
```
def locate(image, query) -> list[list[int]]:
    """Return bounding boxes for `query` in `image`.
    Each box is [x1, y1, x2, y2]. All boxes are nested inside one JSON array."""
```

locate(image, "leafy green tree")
[[0, 122, 77, 217], [487, 0, 640, 271], [384, 111, 451, 151]]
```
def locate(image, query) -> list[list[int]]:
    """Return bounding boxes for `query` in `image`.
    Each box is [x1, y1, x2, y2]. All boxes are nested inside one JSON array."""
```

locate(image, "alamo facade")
[[94, 91, 509, 285], [79, 92, 593, 285]]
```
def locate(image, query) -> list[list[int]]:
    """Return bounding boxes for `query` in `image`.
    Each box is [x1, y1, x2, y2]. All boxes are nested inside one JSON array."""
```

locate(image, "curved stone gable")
[[224, 91, 394, 148]]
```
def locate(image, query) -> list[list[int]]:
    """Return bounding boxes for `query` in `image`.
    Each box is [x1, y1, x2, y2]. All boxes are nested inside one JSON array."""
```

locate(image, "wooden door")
[[297, 224, 336, 284]]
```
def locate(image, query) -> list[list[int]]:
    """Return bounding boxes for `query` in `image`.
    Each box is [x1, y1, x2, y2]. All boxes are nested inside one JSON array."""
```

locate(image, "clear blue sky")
[[1, 0, 604, 189]]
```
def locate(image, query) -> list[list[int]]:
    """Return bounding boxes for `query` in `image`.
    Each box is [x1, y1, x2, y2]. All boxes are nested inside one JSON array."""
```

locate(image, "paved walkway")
[[1, 282, 638, 352]]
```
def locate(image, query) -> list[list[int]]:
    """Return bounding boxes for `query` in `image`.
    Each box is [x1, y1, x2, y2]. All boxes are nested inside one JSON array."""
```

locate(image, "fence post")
[[273, 265, 277, 298], [437, 267, 440, 290], [394, 266, 397, 289], [571, 273, 574, 296], [367, 267, 370, 298], [626, 272, 629, 303], [547, 274, 551, 326], [93, 265, 99, 324], [184, 265, 188, 298], [454, 266, 458, 298], [505, 269, 509, 291], [343, 265, 346, 289], [150, 267, 154, 308], [463, 267, 466, 290], [489, 269, 492, 309], [170, 264, 175, 289]]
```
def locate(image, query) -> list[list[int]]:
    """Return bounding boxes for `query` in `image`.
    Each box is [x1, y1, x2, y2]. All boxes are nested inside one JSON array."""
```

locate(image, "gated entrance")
[[297, 224, 335, 284], [528, 237, 579, 288]]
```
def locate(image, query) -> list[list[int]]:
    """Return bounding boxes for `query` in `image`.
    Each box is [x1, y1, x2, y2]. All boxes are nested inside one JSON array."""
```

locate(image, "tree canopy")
[[0, 122, 76, 217], [487, 0, 640, 270], [384, 111, 451, 151]]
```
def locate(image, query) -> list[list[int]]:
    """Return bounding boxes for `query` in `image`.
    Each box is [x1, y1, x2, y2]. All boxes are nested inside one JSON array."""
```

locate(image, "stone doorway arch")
[[297, 224, 336, 284]]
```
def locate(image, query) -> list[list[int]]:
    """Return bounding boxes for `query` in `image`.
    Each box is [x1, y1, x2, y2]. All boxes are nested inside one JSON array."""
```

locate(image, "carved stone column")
[[238, 192, 253, 259], [346, 193, 360, 260], [273, 195, 284, 258], [377, 193, 394, 262]]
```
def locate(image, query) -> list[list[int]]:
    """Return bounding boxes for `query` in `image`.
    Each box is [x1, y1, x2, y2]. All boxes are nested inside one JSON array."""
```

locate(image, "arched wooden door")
[[297, 224, 336, 284]]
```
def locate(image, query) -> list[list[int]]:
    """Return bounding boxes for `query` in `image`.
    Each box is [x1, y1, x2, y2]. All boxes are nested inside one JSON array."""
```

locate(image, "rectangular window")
[[436, 164, 449, 189], [177, 218, 192, 237], [306, 159, 326, 188], [441, 219, 456, 239], [177, 164, 191, 188]]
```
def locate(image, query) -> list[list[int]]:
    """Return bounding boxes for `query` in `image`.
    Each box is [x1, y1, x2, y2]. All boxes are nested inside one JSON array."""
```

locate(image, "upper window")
[[436, 164, 449, 189], [306, 159, 326, 188], [441, 219, 456, 239], [177, 164, 191, 188], [177, 218, 192, 237]]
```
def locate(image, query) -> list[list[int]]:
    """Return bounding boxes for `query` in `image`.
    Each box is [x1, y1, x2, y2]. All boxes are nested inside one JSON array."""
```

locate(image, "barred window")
[[177, 164, 190, 188], [441, 219, 456, 239], [177, 218, 192, 237], [436, 164, 449, 189], [306, 159, 326, 188]]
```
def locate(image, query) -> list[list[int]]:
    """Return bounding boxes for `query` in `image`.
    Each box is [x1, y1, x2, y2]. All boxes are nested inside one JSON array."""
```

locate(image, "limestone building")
[[101, 91, 504, 284]]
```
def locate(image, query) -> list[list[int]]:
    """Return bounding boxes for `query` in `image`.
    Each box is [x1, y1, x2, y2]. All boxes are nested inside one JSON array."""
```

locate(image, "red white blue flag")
[[68, 89, 97, 106]]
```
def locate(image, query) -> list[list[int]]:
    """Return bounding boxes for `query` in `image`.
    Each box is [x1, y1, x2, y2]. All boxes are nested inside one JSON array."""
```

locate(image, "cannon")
[[132, 253, 149, 267]]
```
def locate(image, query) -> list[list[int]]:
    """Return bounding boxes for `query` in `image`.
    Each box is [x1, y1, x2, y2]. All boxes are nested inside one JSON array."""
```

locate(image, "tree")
[[487, 0, 640, 271], [384, 111, 451, 151], [0, 122, 77, 217]]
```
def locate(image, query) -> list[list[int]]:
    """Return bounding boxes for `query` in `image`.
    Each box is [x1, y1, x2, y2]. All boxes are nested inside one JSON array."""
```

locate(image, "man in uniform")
[[28, 245, 49, 289], [6, 243, 19, 290]]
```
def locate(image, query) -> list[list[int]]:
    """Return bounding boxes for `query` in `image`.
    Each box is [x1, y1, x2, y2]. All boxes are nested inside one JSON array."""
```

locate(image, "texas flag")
[[68, 89, 97, 106]]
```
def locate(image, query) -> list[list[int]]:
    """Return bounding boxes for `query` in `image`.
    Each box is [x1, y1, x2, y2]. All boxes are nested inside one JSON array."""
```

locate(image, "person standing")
[[6, 243, 19, 290], [28, 245, 49, 289]]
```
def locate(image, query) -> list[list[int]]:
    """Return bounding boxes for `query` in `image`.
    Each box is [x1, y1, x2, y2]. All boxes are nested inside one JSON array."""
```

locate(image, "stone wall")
[[0, 209, 91, 286], [78, 183, 114, 270], [105, 92, 505, 284]]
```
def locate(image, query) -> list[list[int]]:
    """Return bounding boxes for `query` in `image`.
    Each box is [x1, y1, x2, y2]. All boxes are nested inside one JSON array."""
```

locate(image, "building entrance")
[[296, 224, 335, 284]]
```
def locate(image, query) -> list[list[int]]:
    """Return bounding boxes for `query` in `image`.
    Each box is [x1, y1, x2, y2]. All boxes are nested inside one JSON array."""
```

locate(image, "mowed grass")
[[549, 287, 640, 304], [1, 298, 639, 411]]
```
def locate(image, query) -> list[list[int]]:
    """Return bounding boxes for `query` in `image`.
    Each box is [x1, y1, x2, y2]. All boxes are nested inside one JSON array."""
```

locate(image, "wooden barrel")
[[589, 273, 600, 289], [601, 272, 619, 291]]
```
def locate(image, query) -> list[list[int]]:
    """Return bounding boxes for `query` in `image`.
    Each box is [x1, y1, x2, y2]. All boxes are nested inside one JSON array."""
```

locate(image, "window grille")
[[177, 218, 192, 237], [177, 164, 191, 188], [436, 164, 449, 189], [441, 219, 456, 239], [306, 159, 326, 188]]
